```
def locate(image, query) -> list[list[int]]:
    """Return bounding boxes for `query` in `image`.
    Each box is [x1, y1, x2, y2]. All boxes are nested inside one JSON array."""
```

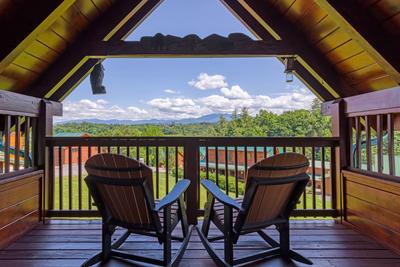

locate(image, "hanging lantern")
[[284, 57, 295, 83], [90, 62, 106, 94]]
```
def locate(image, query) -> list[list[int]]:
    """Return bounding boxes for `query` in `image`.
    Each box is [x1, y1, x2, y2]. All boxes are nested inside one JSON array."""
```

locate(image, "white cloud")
[[164, 89, 178, 94], [220, 85, 251, 99], [188, 73, 228, 90], [58, 86, 315, 122]]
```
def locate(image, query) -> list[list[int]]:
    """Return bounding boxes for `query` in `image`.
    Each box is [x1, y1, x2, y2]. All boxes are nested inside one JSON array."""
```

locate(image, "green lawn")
[[53, 172, 331, 213]]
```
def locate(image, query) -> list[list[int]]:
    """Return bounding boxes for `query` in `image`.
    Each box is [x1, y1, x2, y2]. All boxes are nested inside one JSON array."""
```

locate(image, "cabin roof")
[[0, 0, 399, 102]]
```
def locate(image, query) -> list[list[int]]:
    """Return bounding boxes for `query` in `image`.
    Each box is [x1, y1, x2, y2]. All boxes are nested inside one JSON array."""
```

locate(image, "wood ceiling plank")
[[52, 0, 165, 101], [239, 0, 357, 97], [325, 40, 364, 65], [314, 29, 351, 54], [352, 75, 398, 92], [26, 0, 164, 100], [335, 52, 376, 74], [13, 52, 49, 73], [74, 0, 100, 22], [0, 0, 75, 74], [220, 0, 335, 100], [315, 0, 400, 84], [24, 41, 59, 64], [36, 30, 68, 54]]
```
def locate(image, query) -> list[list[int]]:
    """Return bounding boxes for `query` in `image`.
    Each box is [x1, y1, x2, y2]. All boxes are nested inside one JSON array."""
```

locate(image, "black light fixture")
[[90, 62, 106, 94], [284, 57, 295, 83]]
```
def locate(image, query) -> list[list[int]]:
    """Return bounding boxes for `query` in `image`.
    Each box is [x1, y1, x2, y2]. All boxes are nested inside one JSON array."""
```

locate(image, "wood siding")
[[343, 170, 400, 254], [0, 170, 43, 249]]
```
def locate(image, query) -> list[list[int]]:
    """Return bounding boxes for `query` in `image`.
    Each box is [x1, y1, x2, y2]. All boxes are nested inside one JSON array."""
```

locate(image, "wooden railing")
[[45, 136, 340, 222]]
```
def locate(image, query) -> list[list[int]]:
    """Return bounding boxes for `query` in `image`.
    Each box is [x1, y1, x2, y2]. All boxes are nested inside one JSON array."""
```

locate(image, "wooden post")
[[330, 99, 350, 223], [184, 139, 199, 225], [37, 100, 55, 222]]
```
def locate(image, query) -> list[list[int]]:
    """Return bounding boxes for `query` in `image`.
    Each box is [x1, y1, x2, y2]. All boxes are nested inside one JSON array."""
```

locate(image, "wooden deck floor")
[[0, 220, 399, 267]]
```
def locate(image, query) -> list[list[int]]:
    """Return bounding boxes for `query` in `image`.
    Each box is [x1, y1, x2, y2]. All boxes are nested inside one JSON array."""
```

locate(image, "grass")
[[53, 171, 331, 214]]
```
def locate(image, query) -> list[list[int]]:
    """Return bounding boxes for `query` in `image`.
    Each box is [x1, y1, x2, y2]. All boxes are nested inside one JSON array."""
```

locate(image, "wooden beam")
[[87, 37, 296, 58], [24, 0, 155, 99], [239, 0, 358, 98], [315, 0, 400, 84], [0, 90, 62, 117], [0, 0, 75, 73], [48, 0, 164, 102], [322, 86, 400, 117], [220, 0, 336, 100]]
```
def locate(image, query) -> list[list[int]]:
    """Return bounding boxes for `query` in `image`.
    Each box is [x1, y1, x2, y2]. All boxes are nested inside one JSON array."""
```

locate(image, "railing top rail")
[[46, 136, 340, 147]]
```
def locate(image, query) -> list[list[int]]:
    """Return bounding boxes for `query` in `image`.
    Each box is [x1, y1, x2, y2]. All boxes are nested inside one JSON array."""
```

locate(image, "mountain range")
[[58, 113, 231, 125]]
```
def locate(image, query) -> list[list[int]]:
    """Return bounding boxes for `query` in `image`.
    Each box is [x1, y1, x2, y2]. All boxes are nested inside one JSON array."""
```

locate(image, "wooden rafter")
[[24, 0, 163, 100], [237, 0, 359, 98], [0, 0, 75, 73], [220, 0, 335, 100], [87, 37, 296, 58], [315, 0, 400, 84], [49, 0, 164, 102]]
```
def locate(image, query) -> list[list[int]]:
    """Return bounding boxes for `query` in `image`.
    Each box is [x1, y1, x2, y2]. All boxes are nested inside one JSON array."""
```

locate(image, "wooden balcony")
[[1, 219, 399, 267]]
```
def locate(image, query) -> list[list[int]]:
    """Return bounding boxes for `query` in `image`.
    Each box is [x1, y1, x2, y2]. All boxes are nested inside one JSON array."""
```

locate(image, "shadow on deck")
[[0, 220, 399, 267]]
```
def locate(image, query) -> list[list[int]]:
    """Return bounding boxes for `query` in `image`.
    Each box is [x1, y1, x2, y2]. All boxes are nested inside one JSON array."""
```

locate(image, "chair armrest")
[[201, 179, 241, 211], [154, 179, 190, 212]]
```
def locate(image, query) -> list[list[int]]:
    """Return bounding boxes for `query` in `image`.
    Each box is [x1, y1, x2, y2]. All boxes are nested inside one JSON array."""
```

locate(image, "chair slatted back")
[[85, 153, 156, 229], [241, 153, 309, 227]]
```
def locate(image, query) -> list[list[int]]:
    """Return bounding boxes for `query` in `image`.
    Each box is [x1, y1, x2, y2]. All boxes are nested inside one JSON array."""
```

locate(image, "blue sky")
[[63, 0, 314, 121]]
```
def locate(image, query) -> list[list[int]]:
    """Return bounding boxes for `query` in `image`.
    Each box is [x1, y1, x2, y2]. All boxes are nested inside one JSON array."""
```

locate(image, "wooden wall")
[[0, 170, 42, 249], [342, 170, 400, 254]]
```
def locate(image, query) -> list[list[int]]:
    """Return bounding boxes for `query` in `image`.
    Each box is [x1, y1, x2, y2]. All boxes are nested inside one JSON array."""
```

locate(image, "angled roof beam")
[[0, 0, 75, 73], [238, 0, 358, 98], [220, 0, 335, 100], [25, 0, 163, 99], [315, 0, 400, 84], [48, 0, 164, 102]]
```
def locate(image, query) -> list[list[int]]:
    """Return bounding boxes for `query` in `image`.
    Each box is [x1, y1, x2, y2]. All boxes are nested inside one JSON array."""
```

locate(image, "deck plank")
[[0, 220, 399, 267]]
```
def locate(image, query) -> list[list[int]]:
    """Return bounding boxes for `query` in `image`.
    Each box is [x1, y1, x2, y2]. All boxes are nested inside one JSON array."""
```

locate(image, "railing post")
[[184, 138, 199, 225], [37, 100, 55, 222], [330, 99, 350, 223]]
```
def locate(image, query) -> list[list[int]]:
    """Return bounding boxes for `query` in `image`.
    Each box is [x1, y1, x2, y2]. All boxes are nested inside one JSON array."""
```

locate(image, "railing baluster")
[[24, 117, 30, 168], [235, 146, 239, 198], [244, 146, 248, 176], [126, 146, 130, 157], [387, 113, 395, 175], [263, 146, 267, 158], [253, 146, 257, 163], [330, 147, 337, 210], [156, 146, 159, 198], [68, 146, 72, 210], [117, 146, 120, 154], [321, 147, 326, 210], [58, 146, 63, 210], [4, 115, 10, 173], [175, 146, 179, 182], [88, 146, 92, 210], [365, 116, 372, 171], [146, 146, 149, 165], [215, 146, 219, 186], [302, 146, 307, 210], [312, 146, 316, 210], [377, 114, 383, 173], [165, 146, 169, 192], [355, 116, 361, 169], [14, 116, 21, 171], [225, 146, 229, 195], [78, 146, 82, 210], [206, 146, 209, 179]]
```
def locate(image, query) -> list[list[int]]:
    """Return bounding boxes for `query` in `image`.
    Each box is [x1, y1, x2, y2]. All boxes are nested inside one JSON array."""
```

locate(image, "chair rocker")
[[197, 152, 313, 266], [81, 153, 193, 267]]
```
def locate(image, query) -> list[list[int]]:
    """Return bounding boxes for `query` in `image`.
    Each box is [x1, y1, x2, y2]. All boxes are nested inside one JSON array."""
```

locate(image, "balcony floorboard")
[[0, 220, 399, 266]]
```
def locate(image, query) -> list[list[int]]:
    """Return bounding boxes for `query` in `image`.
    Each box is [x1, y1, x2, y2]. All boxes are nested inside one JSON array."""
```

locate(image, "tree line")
[[54, 98, 331, 137]]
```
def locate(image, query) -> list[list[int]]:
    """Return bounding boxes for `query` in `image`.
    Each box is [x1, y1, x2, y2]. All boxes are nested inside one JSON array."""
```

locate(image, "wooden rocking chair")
[[198, 152, 313, 266], [81, 153, 193, 267]]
